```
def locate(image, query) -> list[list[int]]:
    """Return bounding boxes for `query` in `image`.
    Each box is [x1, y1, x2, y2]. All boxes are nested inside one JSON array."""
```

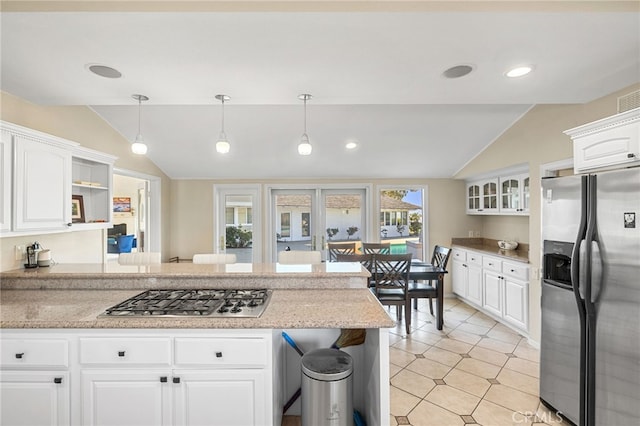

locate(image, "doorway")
[[107, 169, 161, 260]]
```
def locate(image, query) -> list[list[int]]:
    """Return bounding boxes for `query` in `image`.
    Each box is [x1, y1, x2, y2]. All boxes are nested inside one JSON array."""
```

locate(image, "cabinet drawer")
[[482, 256, 502, 272], [79, 338, 171, 365], [451, 248, 466, 262], [175, 337, 268, 367], [503, 261, 529, 281], [466, 251, 482, 267], [0, 339, 68, 368]]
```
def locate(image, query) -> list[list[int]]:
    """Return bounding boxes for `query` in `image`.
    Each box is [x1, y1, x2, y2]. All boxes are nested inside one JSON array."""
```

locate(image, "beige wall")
[[455, 82, 640, 344], [168, 177, 481, 294], [0, 92, 173, 270]]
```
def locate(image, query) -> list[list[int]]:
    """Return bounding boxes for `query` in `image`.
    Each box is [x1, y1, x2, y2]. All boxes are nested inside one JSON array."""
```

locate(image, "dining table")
[[409, 260, 448, 330]]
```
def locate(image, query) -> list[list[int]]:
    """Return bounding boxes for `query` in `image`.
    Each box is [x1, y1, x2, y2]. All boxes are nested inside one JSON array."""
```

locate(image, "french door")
[[269, 186, 369, 262], [214, 185, 262, 263]]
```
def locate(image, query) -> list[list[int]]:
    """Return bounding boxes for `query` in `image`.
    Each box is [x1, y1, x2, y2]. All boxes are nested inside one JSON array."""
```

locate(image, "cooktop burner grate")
[[101, 289, 272, 318]]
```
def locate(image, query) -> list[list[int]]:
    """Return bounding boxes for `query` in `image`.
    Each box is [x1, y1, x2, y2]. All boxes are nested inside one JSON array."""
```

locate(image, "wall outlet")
[[468, 231, 474, 237], [474, 231, 481, 237], [15, 245, 24, 261]]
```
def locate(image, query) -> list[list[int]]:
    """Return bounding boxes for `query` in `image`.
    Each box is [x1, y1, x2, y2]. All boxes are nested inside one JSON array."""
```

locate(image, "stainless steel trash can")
[[301, 348, 354, 426]]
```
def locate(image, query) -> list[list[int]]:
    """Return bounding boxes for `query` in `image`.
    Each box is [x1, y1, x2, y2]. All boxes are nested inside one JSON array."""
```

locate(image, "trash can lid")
[[301, 348, 353, 381]]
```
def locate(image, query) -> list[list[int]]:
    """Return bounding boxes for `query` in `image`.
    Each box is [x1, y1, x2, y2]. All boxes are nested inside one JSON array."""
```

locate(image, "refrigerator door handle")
[[590, 240, 603, 304]]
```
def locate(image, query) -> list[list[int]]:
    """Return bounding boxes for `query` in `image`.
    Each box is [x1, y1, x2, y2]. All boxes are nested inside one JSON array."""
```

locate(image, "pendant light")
[[131, 94, 149, 155], [215, 94, 231, 154], [298, 94, 312, 156]]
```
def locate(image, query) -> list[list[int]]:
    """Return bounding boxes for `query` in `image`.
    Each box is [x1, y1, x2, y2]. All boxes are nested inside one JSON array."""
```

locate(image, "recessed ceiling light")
[[345, 140, 358, 150], [442, 64, 474, 79], [505, 65, 533, 78], [86, 64, 122, 79]]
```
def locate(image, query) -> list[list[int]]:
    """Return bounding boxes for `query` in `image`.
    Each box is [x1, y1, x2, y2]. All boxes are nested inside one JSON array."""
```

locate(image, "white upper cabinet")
[[0, 130, 12, 232], [466, 178, 499, 214], [1, 121, 116, 236], [466, 166, 529, 216], [13, 134, 73, 232], [566, 108, 640, 173], [499, 173, 529, 215]]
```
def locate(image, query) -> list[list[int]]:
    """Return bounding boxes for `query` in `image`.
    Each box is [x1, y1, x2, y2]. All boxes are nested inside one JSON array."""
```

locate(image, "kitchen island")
[[0, 263, 394, 426]]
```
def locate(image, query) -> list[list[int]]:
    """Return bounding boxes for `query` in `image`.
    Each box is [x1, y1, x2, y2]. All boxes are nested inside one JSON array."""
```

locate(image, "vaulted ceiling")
[[2, 1, 638, 179]]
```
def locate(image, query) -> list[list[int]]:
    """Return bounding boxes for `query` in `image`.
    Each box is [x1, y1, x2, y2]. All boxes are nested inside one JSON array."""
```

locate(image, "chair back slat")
[[373, 253, 412, 291], [431, 245, 452, 269], [335, 253, 375, 273], [362, 242, 391, 255], [328, 242, 356, 261]]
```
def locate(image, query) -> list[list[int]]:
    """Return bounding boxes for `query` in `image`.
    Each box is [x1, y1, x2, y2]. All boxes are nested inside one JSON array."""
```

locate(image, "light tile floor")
[[388, 298, 568, 426]]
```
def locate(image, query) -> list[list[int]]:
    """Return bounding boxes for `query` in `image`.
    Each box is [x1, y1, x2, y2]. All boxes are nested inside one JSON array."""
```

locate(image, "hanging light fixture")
[[215, 94, 231, 154], [298, 94, 312, 155], [131, 94, 149, 155]]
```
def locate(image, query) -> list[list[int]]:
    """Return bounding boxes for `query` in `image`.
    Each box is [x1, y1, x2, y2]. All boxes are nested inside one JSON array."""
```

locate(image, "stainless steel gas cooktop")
[[100, 289, 272, 318]]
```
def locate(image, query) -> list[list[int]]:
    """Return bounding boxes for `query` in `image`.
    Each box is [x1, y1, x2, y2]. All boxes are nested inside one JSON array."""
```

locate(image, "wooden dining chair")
[[408, 245, 451, 314], [336, 253, 375, 286], [371, 253, 412, 334], [362, 242, 391, 255], [327, 242, 356, 262]]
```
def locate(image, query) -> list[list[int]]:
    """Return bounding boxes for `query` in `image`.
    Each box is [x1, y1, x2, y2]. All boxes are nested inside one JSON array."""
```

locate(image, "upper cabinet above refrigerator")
[[565, 107, 640, 174]]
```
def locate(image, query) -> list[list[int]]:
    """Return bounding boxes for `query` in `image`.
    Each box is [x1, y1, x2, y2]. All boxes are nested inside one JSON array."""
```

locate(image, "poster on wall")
[[113, 197, 132, 213]]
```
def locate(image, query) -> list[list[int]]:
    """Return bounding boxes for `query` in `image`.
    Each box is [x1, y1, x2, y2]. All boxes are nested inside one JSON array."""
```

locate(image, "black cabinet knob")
[[215, 351, 223, 358], [54, 377, 63, 384], [628, 153, 636, 158], [160, 377, 168, 383], [15, 353, 24, 359], [173, 377, 181, 384], [117, 351, 125, 357]]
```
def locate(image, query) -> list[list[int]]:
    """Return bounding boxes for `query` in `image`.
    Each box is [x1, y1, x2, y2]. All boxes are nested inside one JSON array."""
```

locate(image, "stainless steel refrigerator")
[[540, 166, 640, 426]]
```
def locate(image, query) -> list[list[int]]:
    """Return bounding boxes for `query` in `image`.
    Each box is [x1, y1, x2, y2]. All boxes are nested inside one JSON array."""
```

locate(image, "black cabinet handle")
[[160, 377, 168, 383], [15, 353, 24, 359], [118, 351, 125, 357], [54, 377, 62, 384], [628, 153, 636, 158], [510, 269, 515, 273], [173, 377, 180, 384], [215, 351, 223, 358], [67, 223, 72, 227]]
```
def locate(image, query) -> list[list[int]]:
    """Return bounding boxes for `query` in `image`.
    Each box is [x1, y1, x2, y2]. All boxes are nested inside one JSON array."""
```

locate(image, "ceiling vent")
[[618, 89, 640, 113]]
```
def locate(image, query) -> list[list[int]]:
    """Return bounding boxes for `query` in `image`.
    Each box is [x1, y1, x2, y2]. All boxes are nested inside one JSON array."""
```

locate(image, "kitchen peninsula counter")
[[0, 262, 369, 290], [451, 237, 529, 263]]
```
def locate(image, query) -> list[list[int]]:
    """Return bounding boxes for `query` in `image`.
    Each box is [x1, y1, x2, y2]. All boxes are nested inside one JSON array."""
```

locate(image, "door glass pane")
[[323, 192, 364, 258], [275, 193, 313, 256], [379, 189, 424, 260], [224, 195, 253, 262]]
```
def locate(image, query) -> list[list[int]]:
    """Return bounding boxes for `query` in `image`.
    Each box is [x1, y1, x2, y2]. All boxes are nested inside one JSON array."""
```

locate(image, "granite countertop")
[[0, 262, 367, 279], [0, 262, 369, 290], [0, 288, 396, 329], [451, 238, 529, 263]]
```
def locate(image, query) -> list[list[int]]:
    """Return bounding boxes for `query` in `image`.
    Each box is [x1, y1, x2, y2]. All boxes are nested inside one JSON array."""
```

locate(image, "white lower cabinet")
[[452, 247, 529, 333], [174, 370, 267, 426], [1, 371, 70, 426], [82, 370, 172, 426], [1, 330, 273, 426]]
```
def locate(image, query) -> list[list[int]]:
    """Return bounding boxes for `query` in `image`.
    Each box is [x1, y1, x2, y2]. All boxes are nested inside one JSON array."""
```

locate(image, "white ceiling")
[[2, 2, 639, 179]]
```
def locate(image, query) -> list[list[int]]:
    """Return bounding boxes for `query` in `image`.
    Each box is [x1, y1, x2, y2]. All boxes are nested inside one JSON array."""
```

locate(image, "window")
[[237, 207, 253, 225], [380, 211, 408, 226], [301, 212, 310, 237], [225, 207, 234, 225], [280, 212, 291, 238], [379, 188, 425, 260]]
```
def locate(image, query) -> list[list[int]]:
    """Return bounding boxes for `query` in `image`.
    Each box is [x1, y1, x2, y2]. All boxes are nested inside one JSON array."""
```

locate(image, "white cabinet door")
[[466, 263, 483, 307], [452, 258, 467, 298], [0, 130, 11, 232], [174, 370, 267, 426], [483, 271, 503, 318], [14, 136, 71, 231], [81, 370, 172, 426], [499, 173, 529, 214], [503, 277, 528, 330], [1, 371, 69, 426]]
